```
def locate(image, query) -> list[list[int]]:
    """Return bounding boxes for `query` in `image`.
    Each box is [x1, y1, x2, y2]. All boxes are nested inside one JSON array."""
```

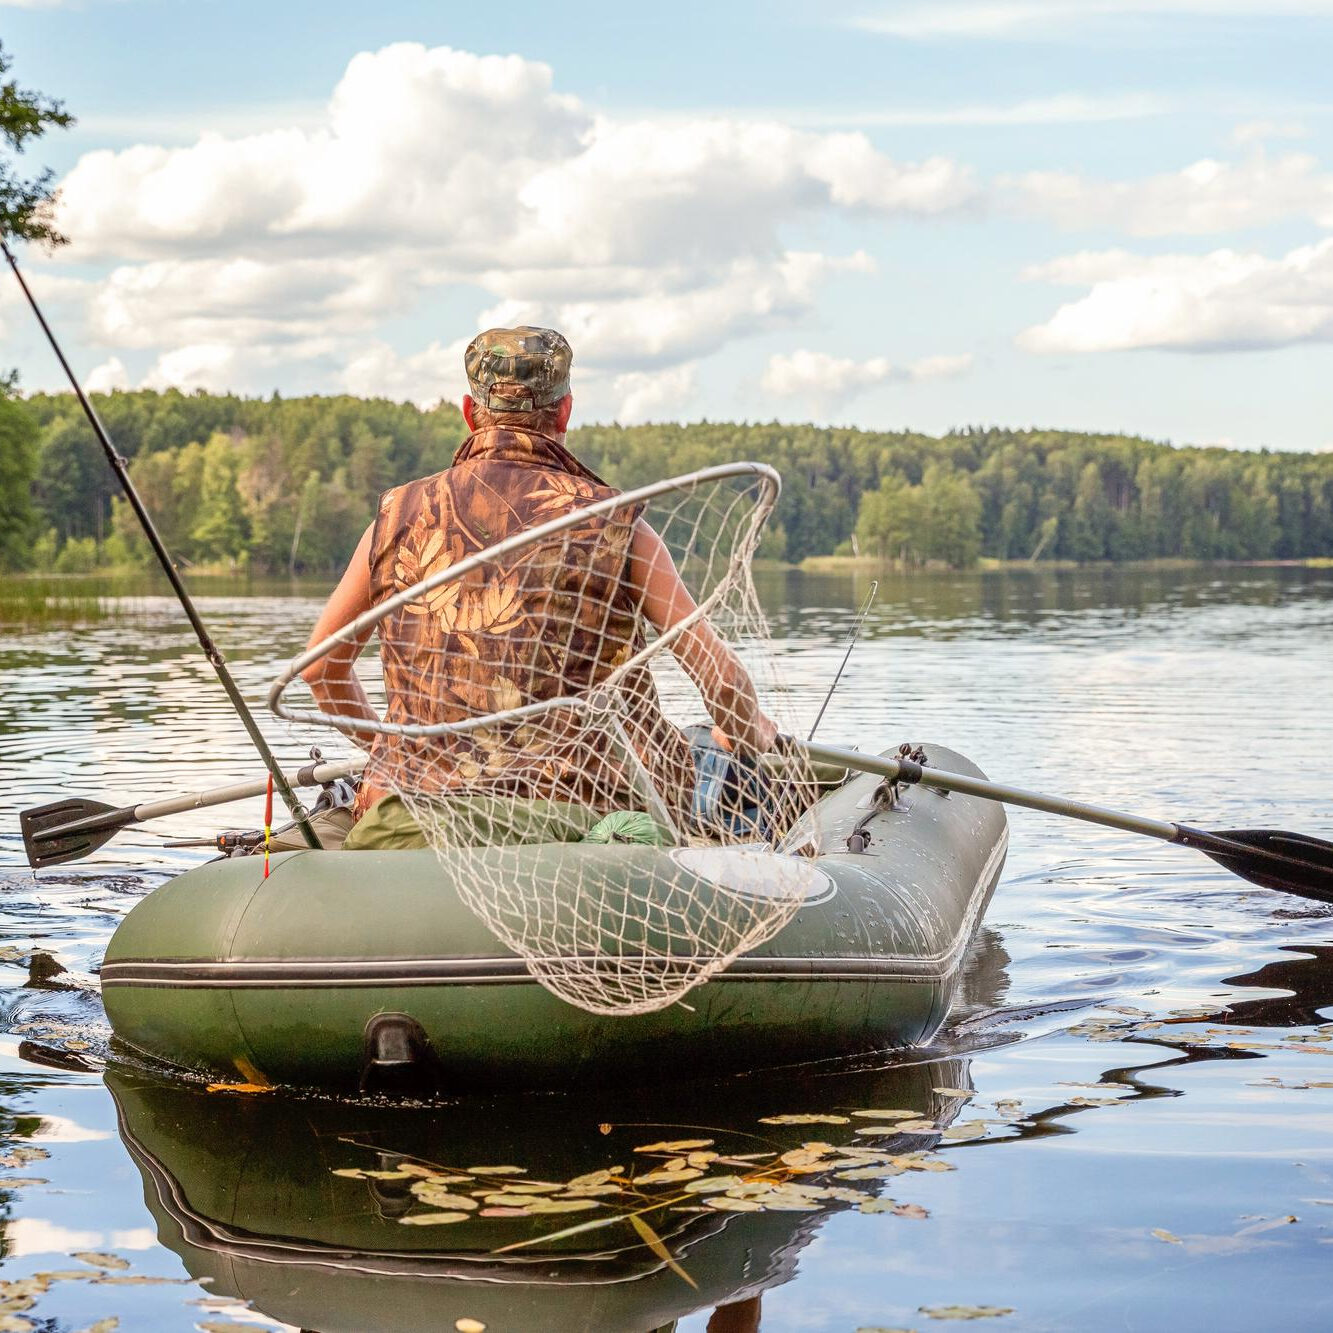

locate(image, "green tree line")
[[1, 389, 1331, 574]]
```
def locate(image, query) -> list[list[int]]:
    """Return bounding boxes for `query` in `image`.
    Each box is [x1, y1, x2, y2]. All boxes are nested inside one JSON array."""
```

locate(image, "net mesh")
[[274, 463, 824, 1015]]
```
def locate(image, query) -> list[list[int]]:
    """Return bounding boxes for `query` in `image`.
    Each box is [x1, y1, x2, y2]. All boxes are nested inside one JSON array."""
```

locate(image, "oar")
[[788, 737, 1333, 905], [20, 756, 366, 870]]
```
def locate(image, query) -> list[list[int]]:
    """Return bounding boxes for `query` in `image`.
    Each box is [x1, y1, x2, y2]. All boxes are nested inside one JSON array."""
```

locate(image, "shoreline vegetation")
[[2, 388, 1332, 579]]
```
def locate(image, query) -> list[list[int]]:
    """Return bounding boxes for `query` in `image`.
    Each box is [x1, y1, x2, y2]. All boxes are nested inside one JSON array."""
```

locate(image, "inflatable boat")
[[101, 743, 1007, 1091]]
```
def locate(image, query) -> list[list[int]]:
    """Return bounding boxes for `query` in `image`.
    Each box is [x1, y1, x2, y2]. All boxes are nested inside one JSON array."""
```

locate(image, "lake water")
[[2, 566, 1332, 1332]]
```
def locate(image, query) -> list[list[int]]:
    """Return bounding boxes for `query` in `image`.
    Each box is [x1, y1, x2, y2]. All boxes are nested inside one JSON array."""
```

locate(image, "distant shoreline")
[[792, 555, 1333, 575]]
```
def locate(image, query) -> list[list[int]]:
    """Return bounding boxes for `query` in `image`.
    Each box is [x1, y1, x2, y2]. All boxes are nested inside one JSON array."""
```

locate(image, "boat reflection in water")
[[108, 1049, 977, 1333]]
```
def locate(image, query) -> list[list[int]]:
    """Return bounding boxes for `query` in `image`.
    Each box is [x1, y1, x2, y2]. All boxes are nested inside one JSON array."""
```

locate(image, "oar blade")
[[20, 798, 126, 870], [1197, 828, 1333, 904]]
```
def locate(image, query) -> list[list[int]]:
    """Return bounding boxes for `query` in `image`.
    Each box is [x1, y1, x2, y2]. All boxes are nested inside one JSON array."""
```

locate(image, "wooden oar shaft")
[[792, 737, 1179, 842], [130, 755, 367, 825]]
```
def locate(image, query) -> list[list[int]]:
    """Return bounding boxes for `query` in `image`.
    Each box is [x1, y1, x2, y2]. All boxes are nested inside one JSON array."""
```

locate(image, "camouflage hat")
[[464, 326, 572, 412]]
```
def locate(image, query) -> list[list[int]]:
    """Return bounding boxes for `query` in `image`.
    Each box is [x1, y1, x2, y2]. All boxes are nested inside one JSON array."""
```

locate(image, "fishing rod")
[[2, 238, 318, 850], [807, 580, 877, 741], [787, 736, 1333, 905]]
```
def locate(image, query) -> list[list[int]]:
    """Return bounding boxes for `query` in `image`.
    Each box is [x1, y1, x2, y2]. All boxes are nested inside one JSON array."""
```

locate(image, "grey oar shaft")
[[794, 738, 1179, 843], [130, 756, 367, 825]]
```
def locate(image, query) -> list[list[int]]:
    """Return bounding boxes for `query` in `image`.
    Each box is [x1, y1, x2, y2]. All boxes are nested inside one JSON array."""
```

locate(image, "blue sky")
[[3, 0, 1332, 448]]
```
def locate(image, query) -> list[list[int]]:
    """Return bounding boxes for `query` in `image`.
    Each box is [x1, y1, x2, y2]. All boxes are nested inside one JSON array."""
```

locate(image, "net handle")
[[267, 460, 781, 736]]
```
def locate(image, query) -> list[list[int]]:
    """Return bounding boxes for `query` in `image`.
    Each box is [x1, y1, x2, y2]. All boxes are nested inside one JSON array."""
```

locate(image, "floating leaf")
[[360, 1169, 415, 1180], [70, 1253, 129, 1272], [687, 1151, 719, 1166], [838, 1165, 906, 1180], [706, 1195, 763, 1212], [781, 1147, 834, 1169], [893, 1203, 930, 1219], [0, 1178, 47, 1188], [636, 1167, 703, 1185], [850, 1109, 921, 1120], [409, 1189, 477, 1210], [483, 1192, 543, 1208], [332, 1168, 367, 1179], [0, 1320, 36, 1333], [1067, 1096, 1124, 1108], [77, 1320, 119, 1333], [456, 1321, 487, 1333], [0, 1148, 48, 1167], [684, 1175, 745, 1194], [204, 1082, 271, 1095], [629, 1213, 697, 1290], [940, 1123, 987, 1142], [823, 1185, 875, 1203], [919, 1306, 1013, 1320], [1151, 1228, 1182, 1244], [759, 1114, 851, 1125], [469, 1165, 525, 1175], [89, 1275, 191, 1286], [399, 1211, 471, 1226], [560, 1183, 622, 1198], [633, 1139, 713, 1154], [932, 1088, 975, 1100], [480, 1206, 531, 1218], [567, 1168, 622, 1189], [858, 1198, 899, 1213]]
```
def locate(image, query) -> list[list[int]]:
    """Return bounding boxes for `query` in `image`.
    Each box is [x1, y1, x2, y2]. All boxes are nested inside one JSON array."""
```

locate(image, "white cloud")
[[84, 356, 129, 393], [607, 364, 698, 424], [855, 1, 1333, 40], [1007, 149, 1333, 234], [1020, 238, 1333, 352], [340, 337, 465, 406], [41, 42, 977, 397], [761, 348, 973, 403], [1230, 119, 1309, 146]]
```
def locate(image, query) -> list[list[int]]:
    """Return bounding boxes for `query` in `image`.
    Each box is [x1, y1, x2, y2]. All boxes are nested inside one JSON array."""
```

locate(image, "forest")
[[2, 387, 1331, 574]]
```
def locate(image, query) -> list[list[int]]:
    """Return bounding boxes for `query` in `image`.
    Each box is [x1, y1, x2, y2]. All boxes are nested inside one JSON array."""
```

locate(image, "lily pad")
[[1151, 1228, 1182, 1244], [636, 1167, 703, 1184], [70, 1253, 129, 1272], [633, 1138, 714, 1153], [758, 1114, 851, 1125], [705, 1195, 763, 1212], [566, 1168, 622, 1189], [919, 1306, 1013, 1320], [399, 1211, 471, 1225]]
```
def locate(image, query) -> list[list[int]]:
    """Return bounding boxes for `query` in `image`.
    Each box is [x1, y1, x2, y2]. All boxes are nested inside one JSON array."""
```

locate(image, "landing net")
[[270, 462, 824, 1015]]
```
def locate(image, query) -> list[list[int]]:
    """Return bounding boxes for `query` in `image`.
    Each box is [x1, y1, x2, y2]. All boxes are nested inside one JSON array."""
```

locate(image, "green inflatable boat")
[[101, 743, 1007, 1091]]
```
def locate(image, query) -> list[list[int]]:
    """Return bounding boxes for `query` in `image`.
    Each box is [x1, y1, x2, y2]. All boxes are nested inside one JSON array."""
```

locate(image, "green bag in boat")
[[581, 811, 674, 846]]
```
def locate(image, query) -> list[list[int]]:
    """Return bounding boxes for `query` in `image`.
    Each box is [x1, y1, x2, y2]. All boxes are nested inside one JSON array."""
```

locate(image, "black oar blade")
[[1181, 827, 1333, 903], [20, 798, 129, 870]]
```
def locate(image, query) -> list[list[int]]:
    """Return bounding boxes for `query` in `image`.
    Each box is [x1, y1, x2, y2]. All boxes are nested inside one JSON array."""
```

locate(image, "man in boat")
[[295, 326, 778, 850]]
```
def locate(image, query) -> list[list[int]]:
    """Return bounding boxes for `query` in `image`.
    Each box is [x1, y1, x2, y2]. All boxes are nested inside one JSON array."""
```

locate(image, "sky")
[[2, 0, 1332, 449]]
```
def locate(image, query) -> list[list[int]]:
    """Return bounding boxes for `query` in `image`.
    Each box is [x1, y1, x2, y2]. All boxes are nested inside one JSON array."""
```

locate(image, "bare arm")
[[627, 518, 777, 756], [300, 522, 380, 750]]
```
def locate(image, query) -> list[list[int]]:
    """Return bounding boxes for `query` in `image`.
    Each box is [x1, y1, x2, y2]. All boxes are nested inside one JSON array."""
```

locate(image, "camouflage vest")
[[357, 426, 694, 818]]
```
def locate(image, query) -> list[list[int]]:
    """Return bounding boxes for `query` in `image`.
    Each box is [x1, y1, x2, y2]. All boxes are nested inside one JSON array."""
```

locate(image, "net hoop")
[[267, 459, 827, 1016]]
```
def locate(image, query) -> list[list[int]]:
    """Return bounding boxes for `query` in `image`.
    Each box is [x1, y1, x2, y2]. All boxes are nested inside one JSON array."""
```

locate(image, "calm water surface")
[[1, 567, 1332, 1332]]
